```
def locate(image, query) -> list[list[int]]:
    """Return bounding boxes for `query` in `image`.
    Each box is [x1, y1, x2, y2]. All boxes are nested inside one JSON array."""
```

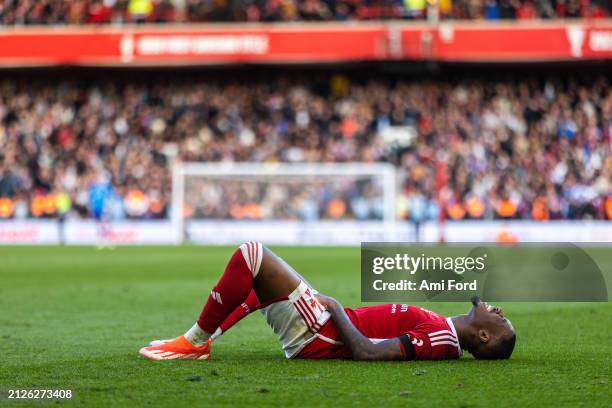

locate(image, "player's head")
[[465, 296, 516, 360]]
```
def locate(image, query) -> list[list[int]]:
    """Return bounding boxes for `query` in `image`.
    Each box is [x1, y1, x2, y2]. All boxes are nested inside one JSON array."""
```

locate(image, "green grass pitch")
[[1, 246, 610, 407]]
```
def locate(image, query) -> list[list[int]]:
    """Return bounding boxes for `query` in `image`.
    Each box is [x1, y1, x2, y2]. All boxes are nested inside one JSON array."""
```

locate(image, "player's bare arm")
[[315, 294, 406, 361]]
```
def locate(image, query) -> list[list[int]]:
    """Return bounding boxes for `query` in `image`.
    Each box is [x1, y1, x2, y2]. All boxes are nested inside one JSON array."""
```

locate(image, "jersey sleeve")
[[404, 325, 461, 360]]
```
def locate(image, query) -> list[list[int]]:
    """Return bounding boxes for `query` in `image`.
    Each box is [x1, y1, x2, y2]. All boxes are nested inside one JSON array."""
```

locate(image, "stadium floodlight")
[[171, 162, 397, 245]]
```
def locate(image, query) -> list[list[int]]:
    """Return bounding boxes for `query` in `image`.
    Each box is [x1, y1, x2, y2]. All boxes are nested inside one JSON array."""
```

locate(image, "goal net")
[[171, 162, 398, 245]]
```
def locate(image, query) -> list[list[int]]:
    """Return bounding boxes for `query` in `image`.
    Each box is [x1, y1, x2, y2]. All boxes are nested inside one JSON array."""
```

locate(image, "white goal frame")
[[171, 162, 397, 244]]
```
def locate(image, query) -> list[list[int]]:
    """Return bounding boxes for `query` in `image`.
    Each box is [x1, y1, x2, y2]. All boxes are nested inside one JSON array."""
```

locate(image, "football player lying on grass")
[[140, 242, 516, 361]]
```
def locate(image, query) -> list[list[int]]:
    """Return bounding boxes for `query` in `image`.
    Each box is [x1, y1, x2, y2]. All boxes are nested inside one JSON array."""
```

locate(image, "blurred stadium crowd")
[[0, 73, 610, 221], [0, 0, 609, 24], [183, 177, 386, 221]]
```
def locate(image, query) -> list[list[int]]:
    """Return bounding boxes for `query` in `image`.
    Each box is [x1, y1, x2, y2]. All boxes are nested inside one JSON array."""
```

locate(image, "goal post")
[[171, 162, 398, 245]]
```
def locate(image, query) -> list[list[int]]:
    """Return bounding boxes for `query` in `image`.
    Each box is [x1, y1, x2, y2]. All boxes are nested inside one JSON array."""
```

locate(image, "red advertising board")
[[0, 21, 610, 66], [429, 22, 612, 61]]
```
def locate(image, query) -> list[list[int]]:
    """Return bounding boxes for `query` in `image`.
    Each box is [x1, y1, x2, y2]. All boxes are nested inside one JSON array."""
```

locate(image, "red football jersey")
[[297, 304, 462, 360]]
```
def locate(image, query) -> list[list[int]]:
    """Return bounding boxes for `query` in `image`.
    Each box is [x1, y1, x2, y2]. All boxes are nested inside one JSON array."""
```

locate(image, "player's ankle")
[[184, 323, 211, 346]]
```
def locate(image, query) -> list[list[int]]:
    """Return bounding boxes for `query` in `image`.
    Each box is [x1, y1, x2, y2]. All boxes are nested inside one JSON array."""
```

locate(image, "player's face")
[[468, 296, 514, 333]]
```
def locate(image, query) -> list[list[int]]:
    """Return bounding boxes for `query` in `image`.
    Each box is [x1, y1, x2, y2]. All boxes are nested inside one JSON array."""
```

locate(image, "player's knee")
[[238, 241, 264, 278]]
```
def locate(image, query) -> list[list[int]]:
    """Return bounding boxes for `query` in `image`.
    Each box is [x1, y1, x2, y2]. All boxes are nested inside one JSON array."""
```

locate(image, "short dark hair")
[[472, 333, 516, 360]]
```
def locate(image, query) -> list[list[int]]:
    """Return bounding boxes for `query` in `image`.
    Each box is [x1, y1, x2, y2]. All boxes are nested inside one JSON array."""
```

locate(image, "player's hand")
[[315, 293, 340, 310]]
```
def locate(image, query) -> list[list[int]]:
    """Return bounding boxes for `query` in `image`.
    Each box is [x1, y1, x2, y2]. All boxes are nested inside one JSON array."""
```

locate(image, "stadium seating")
[[0, 0, 608, 25]]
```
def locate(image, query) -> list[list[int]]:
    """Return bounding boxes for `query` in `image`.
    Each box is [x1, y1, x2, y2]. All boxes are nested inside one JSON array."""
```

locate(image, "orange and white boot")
[[139, 336, 212, 360]]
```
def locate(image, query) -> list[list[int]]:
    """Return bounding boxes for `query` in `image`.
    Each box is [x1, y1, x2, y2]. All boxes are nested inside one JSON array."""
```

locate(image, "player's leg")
[[139, 242, 306, 360], [211, 247, 314, 338], [147, 290, 259, 348], [190, 244, 304, 340], [147, 287, 270, 349]]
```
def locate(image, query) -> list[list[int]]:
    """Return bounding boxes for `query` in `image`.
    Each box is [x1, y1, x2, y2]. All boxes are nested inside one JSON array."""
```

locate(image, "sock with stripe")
[[185, 242, 262, 346], [216, 290, 259, 337]]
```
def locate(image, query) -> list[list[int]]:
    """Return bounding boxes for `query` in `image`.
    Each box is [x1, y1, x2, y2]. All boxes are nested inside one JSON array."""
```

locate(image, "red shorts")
[[295, 318, 351, 359]]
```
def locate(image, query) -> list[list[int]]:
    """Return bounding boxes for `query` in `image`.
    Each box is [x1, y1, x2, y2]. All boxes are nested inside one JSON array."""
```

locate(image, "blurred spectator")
[[127, 0, 153, 22], [484, 0, 500, 19], [516, 0, 537, 18]]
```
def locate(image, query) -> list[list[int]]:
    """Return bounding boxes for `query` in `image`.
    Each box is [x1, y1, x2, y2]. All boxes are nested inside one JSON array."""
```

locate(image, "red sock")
[[197, 242, 263, 334], [218, 290, 259, 334]]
